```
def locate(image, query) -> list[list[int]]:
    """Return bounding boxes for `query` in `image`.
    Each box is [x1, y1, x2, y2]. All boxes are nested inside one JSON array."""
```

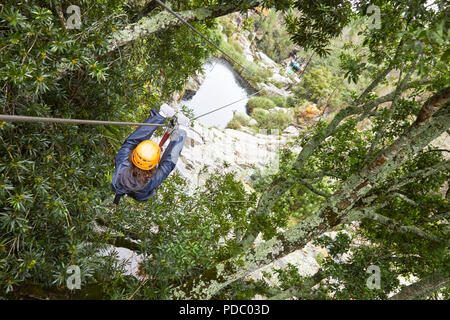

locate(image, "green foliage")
[[251, 108, 291, 132], [253, 10, 297, 62], [247, 96, 276, 111], [220, 16, 237, 38], [252, 147, 333, 223], [0, 0, 238, 298], [307, 117, 371, 180], [294, 66, 347, 110], [228, 38, 244, 54], [290, 19, 374, 112], [265, 95, 295, 109], [226, 112, 251, 130], [266, 95, 288, 108], [1, 0, 449, 301], [315, 237, 401, 300], [284, 0, 354, 57], [217, 16, 273, 85], [226, 117, 242, 130]]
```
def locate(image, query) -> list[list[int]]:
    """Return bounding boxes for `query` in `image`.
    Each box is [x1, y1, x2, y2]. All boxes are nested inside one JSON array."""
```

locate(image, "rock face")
[[270, 72, 293, 85], [167, 119, 301, 190], [258, 82, 293, 97], [234, 32, 254, 62], [182, 71, 206, 100]]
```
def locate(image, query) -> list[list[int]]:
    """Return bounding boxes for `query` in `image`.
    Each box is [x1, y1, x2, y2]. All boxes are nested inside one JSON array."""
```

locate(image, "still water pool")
[[180, 58, 255, 129]]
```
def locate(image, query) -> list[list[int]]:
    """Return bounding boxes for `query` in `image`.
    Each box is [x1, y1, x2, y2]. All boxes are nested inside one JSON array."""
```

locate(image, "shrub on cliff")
[[247, 97, 276, 112], [227, 113, 252, 130], [251, 108, 291, 132], [267, 95, 291, 108]]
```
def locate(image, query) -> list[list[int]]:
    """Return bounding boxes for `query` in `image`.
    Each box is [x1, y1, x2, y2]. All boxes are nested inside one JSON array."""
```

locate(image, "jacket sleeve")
[[115, 108, 166, 168], [138, 128, 186, 194]]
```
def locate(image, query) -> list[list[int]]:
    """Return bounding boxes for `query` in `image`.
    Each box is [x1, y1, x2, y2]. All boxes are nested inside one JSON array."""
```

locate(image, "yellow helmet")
[[131, 140, 161, 170]]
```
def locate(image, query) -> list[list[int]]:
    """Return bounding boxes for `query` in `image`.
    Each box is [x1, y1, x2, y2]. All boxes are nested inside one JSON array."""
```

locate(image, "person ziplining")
[[0, 0, 267, 206], [111, 104, 190, 204]]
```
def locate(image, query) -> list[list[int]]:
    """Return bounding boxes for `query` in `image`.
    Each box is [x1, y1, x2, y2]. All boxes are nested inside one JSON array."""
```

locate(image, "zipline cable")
[[154, 1, 267, 120], [1, 3, 268, 126], [193, 89, 264, 120], [154, 0, 256, 77], [0, 114, 167, 127], [0, 88, 263, 126]]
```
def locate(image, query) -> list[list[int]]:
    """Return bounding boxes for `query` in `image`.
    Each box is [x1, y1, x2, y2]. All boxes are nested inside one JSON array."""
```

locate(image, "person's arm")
[[115, 107, 167, 168], [139, 128, 186, 193]]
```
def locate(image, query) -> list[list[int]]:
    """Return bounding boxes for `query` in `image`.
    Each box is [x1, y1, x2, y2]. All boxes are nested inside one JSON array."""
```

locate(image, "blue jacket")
[[110, 108, 186, 201]]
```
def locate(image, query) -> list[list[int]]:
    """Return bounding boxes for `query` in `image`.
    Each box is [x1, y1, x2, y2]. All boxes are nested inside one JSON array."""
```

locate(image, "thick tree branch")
[[238, 76, 426, 254], [414, 87, 450, 125], [174, 95, 449, 299], [107, 0, 261, 53], [349, 207, 445, 244], [389, 271, 449, 300]]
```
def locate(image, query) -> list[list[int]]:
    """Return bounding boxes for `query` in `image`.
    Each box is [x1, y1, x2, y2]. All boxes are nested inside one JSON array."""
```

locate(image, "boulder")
[[270, 72, 292, 85], [255, 51, 278, 69], [234, 34, 254, 62], [183, 72, 205, 100], [258, 82, 292, 97], [283, 125, 299, 135], [234, 111, 252, 121]]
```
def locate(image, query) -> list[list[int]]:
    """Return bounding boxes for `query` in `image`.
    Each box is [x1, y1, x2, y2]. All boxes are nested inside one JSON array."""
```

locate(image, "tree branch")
[[268, 270, 325, 300], [414, 86, 450, 125], [389, 271, 449, 300], [238, 75, 425, 254], [106, 0, 261, 53], [299, 179, 332, 198], [349, 207, 445, 244], [174, 99, 449, 299], [390, 192, 417, 206]]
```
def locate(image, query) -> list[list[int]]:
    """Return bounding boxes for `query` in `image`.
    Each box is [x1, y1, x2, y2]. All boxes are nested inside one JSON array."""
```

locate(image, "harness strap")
[[113, 193, 123, 205], [159, 130, 171, 151], [159, 117, 176, 152]]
